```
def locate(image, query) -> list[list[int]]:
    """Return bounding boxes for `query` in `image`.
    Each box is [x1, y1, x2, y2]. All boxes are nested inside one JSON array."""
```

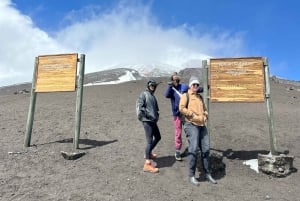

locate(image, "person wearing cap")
[[165, 72, 189, 161], [179, 76, 217, 185], [136, 79, 161, 173]]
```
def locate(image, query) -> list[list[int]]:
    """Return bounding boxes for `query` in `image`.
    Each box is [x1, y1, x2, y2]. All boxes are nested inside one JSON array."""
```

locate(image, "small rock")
[[61, 151, 86, 160]]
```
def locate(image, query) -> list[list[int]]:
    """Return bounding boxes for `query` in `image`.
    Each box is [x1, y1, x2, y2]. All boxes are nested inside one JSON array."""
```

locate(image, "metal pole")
[[202, 60, 210, 138], [74, 54, 85, 149], [263, 57, 278, 155], [24, 57, 38, 147]]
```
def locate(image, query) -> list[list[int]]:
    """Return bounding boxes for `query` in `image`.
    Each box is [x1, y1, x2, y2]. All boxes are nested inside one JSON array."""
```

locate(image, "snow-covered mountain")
[[83, 60, 204, 86], [84, 68, 142, 86], [82, 59, 205, 85], [107, 63, 180, 77]]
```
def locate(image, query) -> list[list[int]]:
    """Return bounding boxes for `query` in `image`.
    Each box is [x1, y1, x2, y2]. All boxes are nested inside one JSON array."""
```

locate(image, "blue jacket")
[[165, 84, 189, 116]]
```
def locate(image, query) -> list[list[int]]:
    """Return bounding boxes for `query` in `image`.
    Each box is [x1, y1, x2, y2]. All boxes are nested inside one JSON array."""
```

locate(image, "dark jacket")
[[165, 84, 189, 116], [136, 89, 159, 122]]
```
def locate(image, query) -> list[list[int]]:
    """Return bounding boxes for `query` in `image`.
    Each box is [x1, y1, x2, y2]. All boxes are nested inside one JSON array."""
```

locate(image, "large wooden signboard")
[[210, 57, 265, 102], [35, 53, 78, 92]]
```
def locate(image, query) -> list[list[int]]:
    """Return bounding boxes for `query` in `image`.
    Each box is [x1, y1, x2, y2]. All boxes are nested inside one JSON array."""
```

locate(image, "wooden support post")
[[202, 60, 210, 138], [74, 54, 85, 149], [263, 57, 278, 155], [24, 57, 38, 147]]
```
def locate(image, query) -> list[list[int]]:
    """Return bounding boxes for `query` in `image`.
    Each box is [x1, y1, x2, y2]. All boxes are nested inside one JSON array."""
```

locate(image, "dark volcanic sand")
[[0, 79, 299, 201]]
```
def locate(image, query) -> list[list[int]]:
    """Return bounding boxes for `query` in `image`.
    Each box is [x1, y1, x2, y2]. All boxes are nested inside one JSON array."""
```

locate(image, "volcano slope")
[[0, 78, 299, 201]]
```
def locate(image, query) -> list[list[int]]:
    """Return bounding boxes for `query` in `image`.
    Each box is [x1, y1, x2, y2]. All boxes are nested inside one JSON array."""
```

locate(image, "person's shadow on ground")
[[155, 155, 176, 168], [181, 147, 226, 181], [211, 148, 289, 160], [55, 138, 118, 150]]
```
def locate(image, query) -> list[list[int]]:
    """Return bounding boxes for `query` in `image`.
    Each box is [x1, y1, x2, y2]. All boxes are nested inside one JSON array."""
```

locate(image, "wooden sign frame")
[[35, 53, 78, 92], [203, 57, 277, 155], [210, 57, 265, 102], [25, 54, 86, 149]]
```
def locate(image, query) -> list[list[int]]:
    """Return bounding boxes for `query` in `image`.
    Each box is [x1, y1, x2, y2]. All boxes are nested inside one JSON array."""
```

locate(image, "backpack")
[[179, 93, 189, 124]]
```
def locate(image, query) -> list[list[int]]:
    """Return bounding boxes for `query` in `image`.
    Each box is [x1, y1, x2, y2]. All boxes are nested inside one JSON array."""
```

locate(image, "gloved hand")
[[137, 111, 143, 121], [193, 114, 206, 124], [204, 111, 208, 116], [186, 111, 194, 118]]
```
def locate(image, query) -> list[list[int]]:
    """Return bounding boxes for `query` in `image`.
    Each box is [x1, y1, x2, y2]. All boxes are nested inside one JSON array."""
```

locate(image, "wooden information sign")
[[35, 53, 78, 92], [210, 57, 265, 102]]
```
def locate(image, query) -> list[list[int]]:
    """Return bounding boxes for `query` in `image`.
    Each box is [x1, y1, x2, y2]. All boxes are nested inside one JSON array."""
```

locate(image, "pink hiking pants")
[[173, 116, 182, 150]]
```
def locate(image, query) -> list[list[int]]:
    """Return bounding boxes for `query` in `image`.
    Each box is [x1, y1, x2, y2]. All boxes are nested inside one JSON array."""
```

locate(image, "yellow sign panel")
[[36, 53, 78, 92], [210, 57, 265, 102]]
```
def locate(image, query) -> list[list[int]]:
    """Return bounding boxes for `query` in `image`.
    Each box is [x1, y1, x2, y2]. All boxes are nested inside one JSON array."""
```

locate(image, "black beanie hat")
[[147, 79, 157, 87]]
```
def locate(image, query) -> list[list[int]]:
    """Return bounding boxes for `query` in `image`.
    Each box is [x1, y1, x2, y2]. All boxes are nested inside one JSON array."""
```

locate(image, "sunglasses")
[[192, 83, 199, 87]]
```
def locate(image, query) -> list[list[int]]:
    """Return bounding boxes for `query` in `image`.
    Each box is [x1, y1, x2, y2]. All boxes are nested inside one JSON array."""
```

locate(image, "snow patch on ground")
[[84, 70, 136, 86], [243, 159, 259, 173]]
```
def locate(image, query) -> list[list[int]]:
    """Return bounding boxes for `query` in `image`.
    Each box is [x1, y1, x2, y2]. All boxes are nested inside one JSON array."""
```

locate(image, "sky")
[[0, 0, 299, 86]]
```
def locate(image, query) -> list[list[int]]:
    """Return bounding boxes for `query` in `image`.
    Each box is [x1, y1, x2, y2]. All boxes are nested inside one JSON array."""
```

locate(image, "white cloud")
[[0, 0, 246, 86], [0, 0, 69, 86]]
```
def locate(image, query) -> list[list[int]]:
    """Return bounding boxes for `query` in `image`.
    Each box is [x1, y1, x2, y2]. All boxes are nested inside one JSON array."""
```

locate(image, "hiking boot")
[[144, 153, 157, 159], [189, 176, 200, 186], [175, 151, 182, 161], [206, 174, 217, 184], [143, 162, 159, 173]]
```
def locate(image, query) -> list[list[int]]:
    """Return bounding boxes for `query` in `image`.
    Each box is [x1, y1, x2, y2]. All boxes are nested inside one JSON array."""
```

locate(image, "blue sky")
[[0, 0, 299, 86]]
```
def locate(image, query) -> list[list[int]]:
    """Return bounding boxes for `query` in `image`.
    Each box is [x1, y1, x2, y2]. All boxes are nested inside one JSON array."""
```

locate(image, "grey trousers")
[[184, 122, 210, 177]]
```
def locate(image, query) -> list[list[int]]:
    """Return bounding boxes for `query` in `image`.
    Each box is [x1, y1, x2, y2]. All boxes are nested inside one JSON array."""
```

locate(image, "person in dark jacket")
[[165, 72, 189, 161], [136, 79, 161, 173]]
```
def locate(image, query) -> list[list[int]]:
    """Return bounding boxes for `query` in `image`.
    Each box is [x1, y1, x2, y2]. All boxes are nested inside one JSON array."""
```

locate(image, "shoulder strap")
[[171, 87, 182, 97], [182, 93, 189, 109], [185, 93, 189, 108]]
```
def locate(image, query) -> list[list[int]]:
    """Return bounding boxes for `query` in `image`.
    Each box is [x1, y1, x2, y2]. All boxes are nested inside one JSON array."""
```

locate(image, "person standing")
[[179, 76, 217, 185], [136, 79, 161, 173], [165, 72, 189, 161]]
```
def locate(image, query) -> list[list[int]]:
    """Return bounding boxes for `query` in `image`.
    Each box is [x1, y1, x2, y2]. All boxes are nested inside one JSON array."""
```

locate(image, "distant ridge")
[[270, 76, 300, 86], [0, 68, 299, 95]]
